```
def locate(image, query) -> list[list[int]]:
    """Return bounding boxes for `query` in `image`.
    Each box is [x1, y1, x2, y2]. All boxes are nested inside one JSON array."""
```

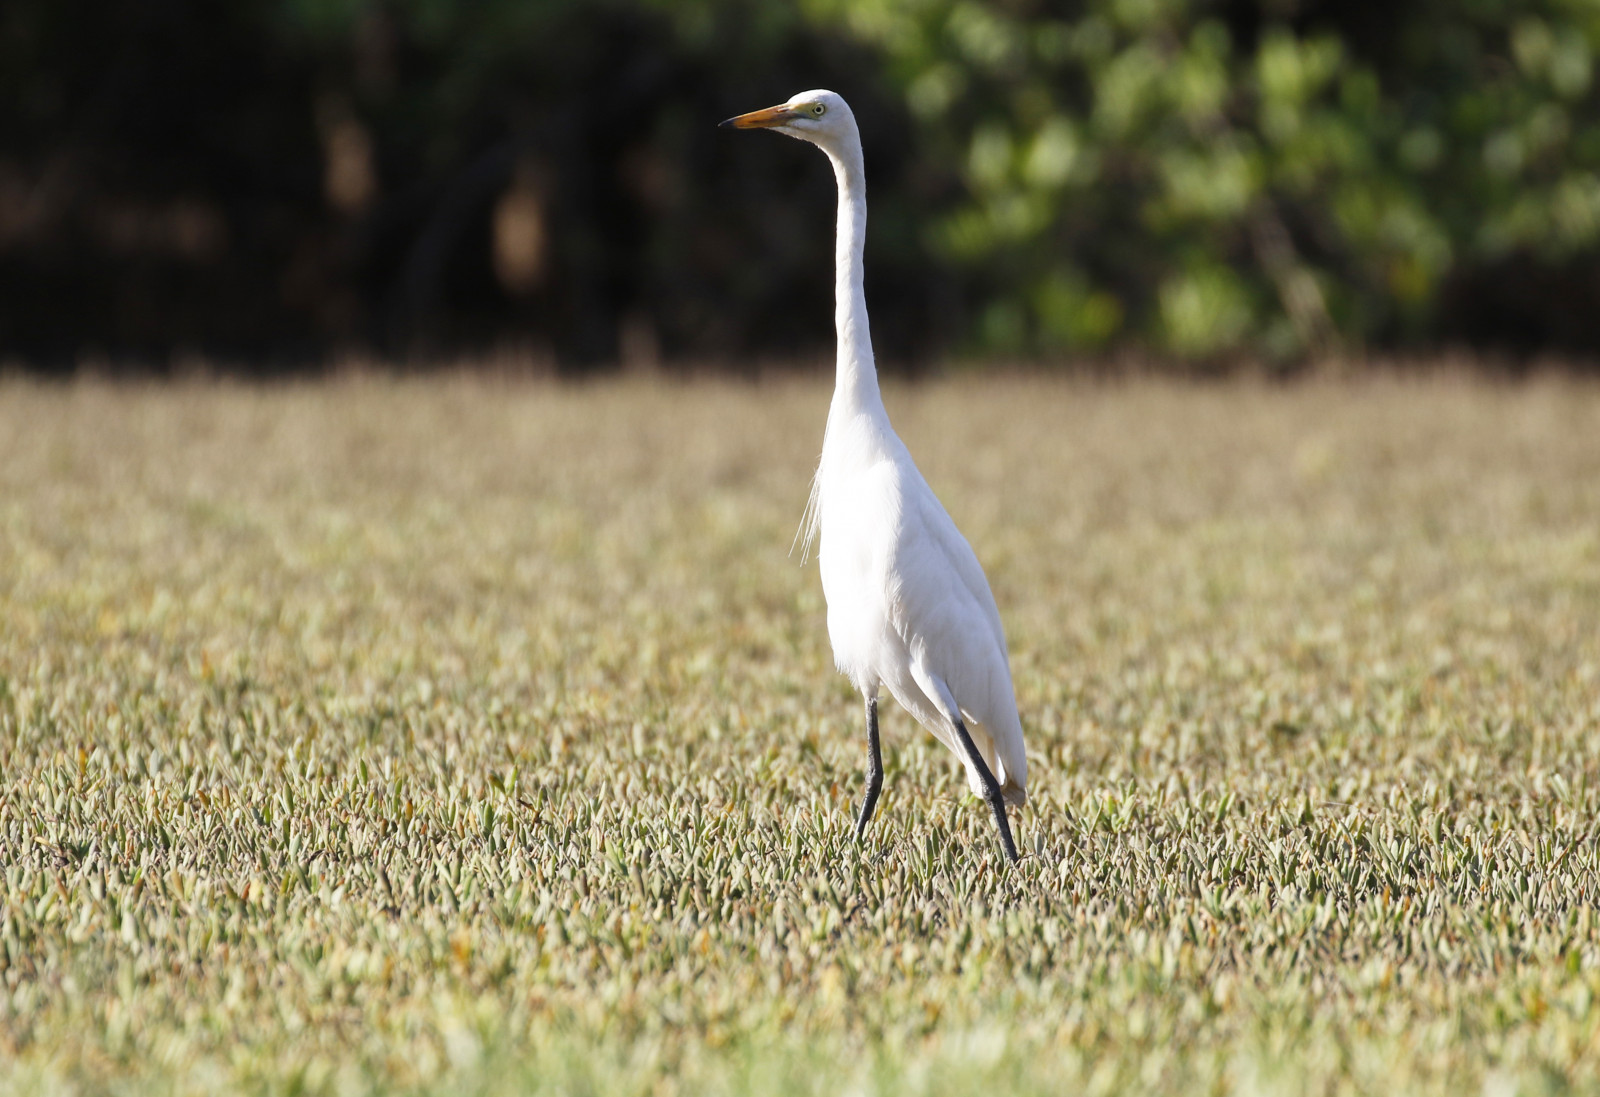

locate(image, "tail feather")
[[1000, 777, 1026, 809], [907, 667, 1028, 811], [965, 716, 1026, 808]]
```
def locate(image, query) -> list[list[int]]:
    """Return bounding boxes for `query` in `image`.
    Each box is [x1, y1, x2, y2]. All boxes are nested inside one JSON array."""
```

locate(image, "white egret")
[[723, 90, 1026, 863]]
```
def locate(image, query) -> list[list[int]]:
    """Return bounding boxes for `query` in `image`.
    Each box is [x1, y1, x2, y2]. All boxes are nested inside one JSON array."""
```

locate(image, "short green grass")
[[2, 371, 1599, 1096]]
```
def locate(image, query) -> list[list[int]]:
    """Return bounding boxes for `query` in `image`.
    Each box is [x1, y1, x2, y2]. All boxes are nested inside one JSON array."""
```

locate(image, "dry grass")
[[1, 371, 1599, 1095]]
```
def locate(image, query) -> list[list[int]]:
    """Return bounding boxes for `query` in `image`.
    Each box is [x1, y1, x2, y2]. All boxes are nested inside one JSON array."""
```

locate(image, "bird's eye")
[[812, 104, 826, 116]]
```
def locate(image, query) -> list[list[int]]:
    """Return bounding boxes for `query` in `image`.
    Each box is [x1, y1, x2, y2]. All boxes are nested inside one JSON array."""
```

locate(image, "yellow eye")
[[813, 103, 826, 117]]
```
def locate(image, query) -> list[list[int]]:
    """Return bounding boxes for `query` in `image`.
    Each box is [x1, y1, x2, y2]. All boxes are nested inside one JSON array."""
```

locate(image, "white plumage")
[[724, 89, 1026, 862]]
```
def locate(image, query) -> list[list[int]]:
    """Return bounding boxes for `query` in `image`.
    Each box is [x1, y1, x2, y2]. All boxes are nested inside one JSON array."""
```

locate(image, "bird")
[[722, 90, 1027, 863]]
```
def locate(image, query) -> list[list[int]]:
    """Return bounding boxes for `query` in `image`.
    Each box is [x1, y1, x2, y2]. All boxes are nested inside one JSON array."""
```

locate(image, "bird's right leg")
[[909, 666, 1020, 864], [950, 717, 1019, 865], [854, 696, 883, 839]]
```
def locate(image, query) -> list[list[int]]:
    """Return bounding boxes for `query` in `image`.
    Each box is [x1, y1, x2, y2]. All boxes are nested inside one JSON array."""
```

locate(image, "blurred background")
[[4, 0, 1600, 375]]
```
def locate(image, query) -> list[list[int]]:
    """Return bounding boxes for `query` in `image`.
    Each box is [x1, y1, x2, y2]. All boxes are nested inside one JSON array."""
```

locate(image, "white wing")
[[883, 444, 1027, 798]]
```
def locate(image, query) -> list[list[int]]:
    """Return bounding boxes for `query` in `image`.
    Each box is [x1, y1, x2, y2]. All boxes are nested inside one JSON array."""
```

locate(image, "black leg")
[[951, 717, 1019, 864], [854, 696, 883, 839]]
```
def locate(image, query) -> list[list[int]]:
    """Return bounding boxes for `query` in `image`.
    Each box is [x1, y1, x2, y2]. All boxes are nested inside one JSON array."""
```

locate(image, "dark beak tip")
[[718, 117, 737, 128]]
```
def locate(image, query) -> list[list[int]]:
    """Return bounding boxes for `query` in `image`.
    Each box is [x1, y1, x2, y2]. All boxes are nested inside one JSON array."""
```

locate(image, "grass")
[[1, 370, 1599, 1096]]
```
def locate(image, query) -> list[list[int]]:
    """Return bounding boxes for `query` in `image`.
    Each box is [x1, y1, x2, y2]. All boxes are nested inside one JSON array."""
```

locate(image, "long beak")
[[719, 103, 798, 129]]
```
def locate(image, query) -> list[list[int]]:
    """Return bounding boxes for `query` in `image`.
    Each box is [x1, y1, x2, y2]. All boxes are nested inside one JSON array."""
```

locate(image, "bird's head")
[[720, 90, 858, 155]]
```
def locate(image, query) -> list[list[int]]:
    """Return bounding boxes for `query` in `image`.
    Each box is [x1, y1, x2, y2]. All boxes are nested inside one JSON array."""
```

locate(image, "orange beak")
[[719, 103, 799, 129]]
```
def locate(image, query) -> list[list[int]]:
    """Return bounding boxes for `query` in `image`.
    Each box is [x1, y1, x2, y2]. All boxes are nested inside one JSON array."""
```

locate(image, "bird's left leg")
[[854, 696, 883, 839]]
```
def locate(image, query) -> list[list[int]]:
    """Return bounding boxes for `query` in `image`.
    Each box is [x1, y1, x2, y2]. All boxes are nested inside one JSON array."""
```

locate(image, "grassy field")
[[1, 371, 1599, 1096]]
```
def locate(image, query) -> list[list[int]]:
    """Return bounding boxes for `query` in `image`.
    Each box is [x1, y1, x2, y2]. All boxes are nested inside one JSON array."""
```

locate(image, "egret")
[[722, 90, 1027, 863]]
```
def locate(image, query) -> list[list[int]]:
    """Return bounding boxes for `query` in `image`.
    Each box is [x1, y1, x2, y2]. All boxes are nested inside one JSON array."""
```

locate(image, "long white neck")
[[826, 141, 883, 418], [794, 133, 885, 562]]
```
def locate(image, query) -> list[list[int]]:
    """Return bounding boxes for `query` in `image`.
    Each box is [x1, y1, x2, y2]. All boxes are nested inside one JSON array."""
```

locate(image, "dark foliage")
[[2, 0, 1598, 371]]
